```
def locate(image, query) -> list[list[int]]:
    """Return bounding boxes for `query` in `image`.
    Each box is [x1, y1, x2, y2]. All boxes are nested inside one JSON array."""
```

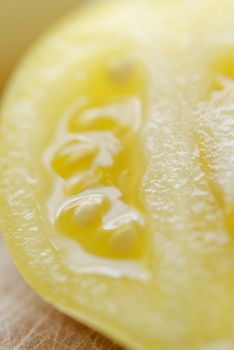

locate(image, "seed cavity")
[[74, 194, 110, 227], [64, 171, 101, 196], [109, 223, 139, 256], [47, 55, 148, 260], [71, 109, 119, 132], [105, 213, 144, 257], [69, 98, 142, 134], [52, 137, 98, 179], [56, 193, 111, 237], [211, 46, 234, 80]]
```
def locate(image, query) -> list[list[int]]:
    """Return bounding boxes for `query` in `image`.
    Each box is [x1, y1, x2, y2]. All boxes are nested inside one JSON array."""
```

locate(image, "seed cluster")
[[49, 93, 146, 259]]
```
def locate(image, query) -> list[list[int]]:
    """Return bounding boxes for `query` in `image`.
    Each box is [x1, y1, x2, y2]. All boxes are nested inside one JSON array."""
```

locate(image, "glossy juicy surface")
[[0, 1, 234, 350]]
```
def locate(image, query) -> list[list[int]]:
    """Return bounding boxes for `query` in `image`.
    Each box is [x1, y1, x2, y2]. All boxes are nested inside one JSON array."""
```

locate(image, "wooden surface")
[[0, 238, 124, 350]]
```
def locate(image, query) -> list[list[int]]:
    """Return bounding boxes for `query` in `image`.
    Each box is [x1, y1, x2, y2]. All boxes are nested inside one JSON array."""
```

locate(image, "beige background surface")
[[0, 0, 92, 90]]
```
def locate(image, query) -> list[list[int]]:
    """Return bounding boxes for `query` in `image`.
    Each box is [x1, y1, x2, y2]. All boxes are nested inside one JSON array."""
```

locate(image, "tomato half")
[[0, 1, 234, 349]]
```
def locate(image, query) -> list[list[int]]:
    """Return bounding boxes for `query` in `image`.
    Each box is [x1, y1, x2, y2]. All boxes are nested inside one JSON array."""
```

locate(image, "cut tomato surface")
[[0, 1, 234, 349]]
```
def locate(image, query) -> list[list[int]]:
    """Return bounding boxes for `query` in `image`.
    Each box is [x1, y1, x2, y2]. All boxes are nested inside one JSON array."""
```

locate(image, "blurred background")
[[0, 0, 93, 91]]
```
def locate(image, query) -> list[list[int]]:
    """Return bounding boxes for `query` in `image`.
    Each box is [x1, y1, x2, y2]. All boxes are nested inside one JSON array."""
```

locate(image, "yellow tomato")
[[0, 1, 234, 349]]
